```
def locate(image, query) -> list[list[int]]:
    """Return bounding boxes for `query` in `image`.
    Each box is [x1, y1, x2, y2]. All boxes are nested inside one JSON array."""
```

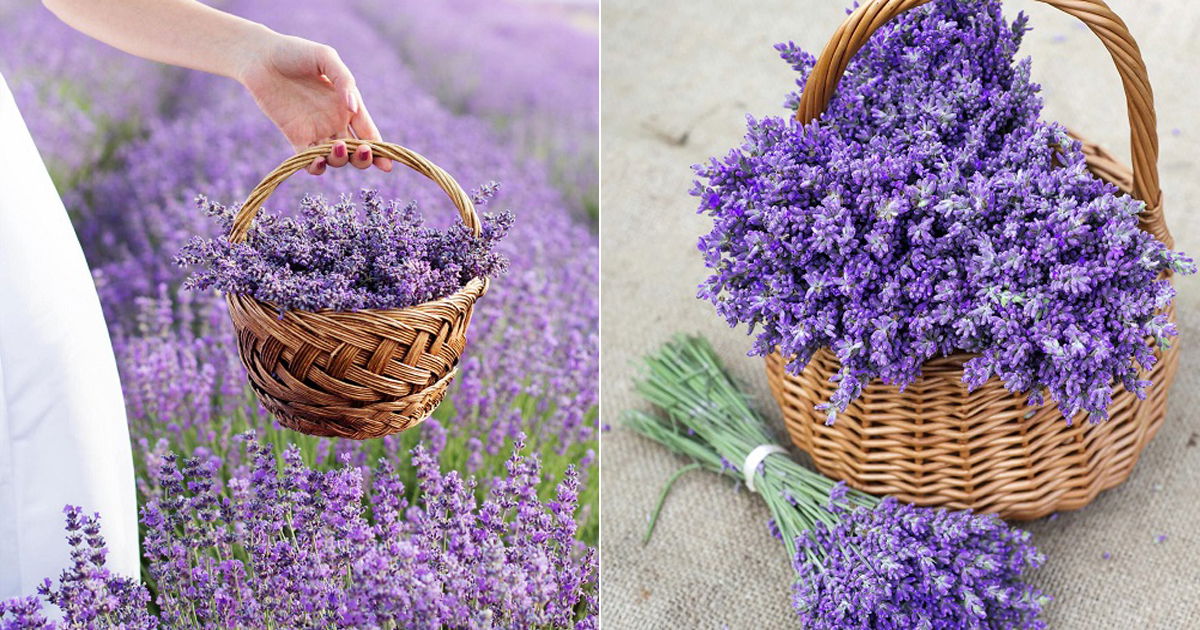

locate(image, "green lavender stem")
[[624, 335, 877, 560]]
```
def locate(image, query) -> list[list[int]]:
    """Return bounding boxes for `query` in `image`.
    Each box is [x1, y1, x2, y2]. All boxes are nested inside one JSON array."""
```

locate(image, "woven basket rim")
[[226, 276, 488, 319], [783, 303, 1175, 379]]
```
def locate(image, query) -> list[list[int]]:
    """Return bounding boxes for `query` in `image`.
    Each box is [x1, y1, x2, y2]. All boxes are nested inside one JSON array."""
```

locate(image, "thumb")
[[315, 46, 358, 115]]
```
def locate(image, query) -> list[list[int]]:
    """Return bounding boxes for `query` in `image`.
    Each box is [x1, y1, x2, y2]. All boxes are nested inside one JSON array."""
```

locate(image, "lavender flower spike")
[[0, 507, 158, 629]]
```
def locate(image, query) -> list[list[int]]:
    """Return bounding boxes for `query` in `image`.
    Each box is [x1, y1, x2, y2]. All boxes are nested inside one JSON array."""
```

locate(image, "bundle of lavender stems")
[[626, 336, 1049, 629]]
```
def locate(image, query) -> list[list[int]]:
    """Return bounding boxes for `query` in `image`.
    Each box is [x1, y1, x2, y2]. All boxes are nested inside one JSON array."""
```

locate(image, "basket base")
[[253, 368, 456, 440], [226, 287, 482, 441], [766, 334, 1177, 521]]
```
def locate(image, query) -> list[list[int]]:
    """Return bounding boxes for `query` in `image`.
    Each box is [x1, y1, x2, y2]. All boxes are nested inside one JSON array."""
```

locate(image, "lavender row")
[[0, 4, 176, 186], [1, 432, 598, 628], [351, 0, 600, 217]]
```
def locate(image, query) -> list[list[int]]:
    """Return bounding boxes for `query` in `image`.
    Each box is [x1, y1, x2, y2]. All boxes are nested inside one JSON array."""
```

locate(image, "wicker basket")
[[765, 0, 1177, 520], [225, 139, 488, 440]]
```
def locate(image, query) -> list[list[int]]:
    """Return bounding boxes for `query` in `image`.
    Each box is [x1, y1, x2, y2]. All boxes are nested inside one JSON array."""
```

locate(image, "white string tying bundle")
[[742, 444, 788, 493]]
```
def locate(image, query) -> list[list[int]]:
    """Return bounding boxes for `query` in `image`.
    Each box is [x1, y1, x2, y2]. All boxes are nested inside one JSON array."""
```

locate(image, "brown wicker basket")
[[765, 0, 1177, 520], [225, 139, 487, 440]]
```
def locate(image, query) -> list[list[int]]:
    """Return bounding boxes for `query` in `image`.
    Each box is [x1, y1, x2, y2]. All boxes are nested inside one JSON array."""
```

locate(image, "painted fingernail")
[[334, 144, 347, 159], [357, 147, 370, 161]]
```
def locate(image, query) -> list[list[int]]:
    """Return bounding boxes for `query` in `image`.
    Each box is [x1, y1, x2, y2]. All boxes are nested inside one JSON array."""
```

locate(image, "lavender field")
[[0, 0, 598, 627]]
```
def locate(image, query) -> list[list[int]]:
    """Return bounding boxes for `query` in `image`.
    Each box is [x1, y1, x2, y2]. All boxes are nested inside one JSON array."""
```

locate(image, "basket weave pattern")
[[226, 140, 487, 440], [767, 0, 1177, 519], [768, 305, 1178, 520]]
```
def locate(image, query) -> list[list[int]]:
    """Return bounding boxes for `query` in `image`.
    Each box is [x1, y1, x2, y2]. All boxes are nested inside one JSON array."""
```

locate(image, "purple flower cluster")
[[2, 437, 597, 629], [136, 435, 597, 628], [113, 287, 251, 455], [694, 0, 1193, 422], [0, 507, 156, 630], [176, 189, 513, 312], [795, 497, 1046, 629]]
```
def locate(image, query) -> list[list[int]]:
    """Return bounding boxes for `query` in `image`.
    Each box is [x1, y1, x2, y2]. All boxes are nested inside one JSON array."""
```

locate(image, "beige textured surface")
[[599, 1, 1200, 627]]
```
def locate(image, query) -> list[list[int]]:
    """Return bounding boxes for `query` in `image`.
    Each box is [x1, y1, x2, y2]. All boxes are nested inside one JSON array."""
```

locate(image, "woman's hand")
[[237, 34, 392, 175], [42, 0, 390, 176]]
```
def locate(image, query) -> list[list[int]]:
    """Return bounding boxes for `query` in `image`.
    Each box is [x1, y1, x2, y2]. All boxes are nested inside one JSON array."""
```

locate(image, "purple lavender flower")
[[694, 0, 1192, 423], [144, 435, 597, 628], [0, 508, 157, 629], [3, 436, 598, 629], [795, 498, 1047, 629], [176, 189, 512, 313], [0, 597, 51, 630]]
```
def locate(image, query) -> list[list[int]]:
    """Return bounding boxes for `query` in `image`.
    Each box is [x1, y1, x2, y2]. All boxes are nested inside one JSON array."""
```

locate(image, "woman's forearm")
[[41, 0, 277, 82], [43, 0, 389, 172]]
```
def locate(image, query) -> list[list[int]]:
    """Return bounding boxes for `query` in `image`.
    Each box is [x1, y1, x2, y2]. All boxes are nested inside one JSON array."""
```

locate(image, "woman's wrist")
[[226, 22, 283, 86]]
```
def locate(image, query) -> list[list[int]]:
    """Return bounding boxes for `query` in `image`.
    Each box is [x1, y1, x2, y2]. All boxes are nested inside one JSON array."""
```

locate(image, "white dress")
[[0, 73, 139, 598]]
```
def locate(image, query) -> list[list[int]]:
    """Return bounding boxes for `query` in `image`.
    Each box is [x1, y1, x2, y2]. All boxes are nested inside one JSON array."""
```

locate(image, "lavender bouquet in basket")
[[176, 187, 513, 314], [626, 336, 1048, 629], [693, 0, 1194, 423]]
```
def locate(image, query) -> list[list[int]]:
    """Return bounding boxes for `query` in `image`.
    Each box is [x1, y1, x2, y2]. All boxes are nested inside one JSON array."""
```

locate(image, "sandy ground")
[[599, 0, 1200, 627]]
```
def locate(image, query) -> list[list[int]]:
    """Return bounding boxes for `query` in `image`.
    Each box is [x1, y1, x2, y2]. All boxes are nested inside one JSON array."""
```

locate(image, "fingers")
[[349, 95, 392, 173], [371, 155, 392, 172], [315, 46, 391, 174], [308, 139, 369, 173], [350, 143, 372, 170], [348, 94, 381, 141], [327, 140, 350, 168]]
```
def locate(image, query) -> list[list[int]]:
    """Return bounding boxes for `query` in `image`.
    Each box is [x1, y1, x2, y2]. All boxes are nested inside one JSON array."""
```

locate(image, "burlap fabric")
[[600, 1, 1200, 626]]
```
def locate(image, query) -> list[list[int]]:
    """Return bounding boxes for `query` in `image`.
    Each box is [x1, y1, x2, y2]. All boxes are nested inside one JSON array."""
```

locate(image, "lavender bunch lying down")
[[176, 188, 513, 313], [626, 337, 1048, 629], [694, 0, 1194, 422]]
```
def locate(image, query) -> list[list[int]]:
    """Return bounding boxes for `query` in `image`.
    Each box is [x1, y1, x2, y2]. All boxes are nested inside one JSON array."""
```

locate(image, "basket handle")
[[228, 139, 480, 243], [796, 0, 1169, 246]]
